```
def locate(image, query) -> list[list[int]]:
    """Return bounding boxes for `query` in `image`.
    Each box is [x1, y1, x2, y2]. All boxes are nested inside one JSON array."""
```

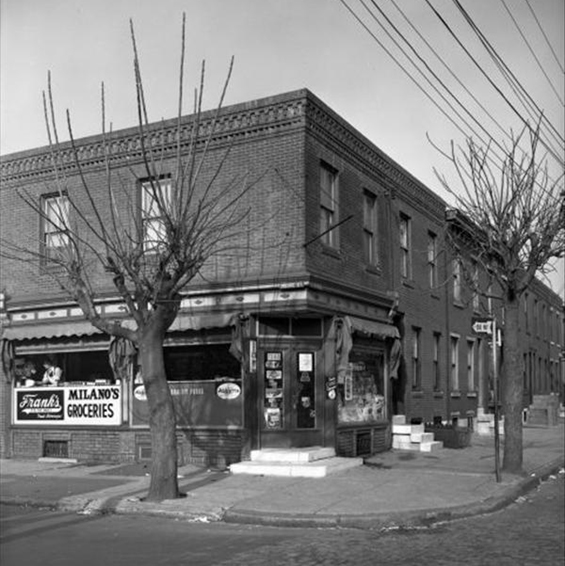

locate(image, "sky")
[[1, 0, 563, 294]]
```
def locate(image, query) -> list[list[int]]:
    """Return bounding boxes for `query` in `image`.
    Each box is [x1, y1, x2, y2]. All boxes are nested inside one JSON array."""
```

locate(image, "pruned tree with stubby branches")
[[435, 124, 564, 475], [0, 15, 271, 501]]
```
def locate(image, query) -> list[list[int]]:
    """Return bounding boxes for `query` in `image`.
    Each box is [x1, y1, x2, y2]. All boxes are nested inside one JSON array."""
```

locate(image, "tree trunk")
[[501, 296, 524, 475], [139, 320, 179, 501]]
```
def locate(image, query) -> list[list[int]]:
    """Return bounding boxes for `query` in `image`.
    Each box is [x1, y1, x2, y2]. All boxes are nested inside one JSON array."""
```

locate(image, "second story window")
[[399, 213, 411, 278], [472, 262, 480, 311], [453, 258, 462, 303], [42, 194, 70, 258], [433, 332, 441, 391], [363, 190, 378, 265], [141, 178, 172, 252], [411, 327, 421, 389], [467, 339, 475, 390], [450, 335, 460, 391], [320, 162, 338, 248], [427, 231, 437, 288]]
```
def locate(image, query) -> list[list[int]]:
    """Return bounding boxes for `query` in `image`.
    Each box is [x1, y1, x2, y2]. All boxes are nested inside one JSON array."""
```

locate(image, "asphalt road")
[[1, 471, 563, 566]]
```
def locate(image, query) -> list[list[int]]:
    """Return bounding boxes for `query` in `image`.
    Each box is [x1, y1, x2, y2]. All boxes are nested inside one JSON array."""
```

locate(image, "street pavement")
[[1, 423, 563, 531]]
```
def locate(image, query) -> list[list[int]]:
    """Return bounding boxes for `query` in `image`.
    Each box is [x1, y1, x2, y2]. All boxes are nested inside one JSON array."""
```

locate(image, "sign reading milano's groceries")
[[14, 385, 121, 426]]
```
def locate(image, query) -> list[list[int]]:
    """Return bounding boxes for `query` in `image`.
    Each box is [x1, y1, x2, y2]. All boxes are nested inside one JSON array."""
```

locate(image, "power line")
[[499, 0, 564, 106]]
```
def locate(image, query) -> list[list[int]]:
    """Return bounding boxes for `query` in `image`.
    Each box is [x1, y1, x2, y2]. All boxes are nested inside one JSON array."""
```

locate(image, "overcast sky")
[[1, 0, 563, 293]]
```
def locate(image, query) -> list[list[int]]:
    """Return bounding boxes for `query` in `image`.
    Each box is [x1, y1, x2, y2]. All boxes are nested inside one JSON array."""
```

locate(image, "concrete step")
[[250, 446, 335, 463], [230, 456, 363, 478], [392, 436, 443, 452]]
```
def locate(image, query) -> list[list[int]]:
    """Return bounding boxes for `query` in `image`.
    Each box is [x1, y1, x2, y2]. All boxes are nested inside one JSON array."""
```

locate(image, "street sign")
[[472, 318, 493, 335]]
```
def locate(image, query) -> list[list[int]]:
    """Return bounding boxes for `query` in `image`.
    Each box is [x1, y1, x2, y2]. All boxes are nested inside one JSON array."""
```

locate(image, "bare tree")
[[0, 16, 262, 501], [435, 125, 565, 474]]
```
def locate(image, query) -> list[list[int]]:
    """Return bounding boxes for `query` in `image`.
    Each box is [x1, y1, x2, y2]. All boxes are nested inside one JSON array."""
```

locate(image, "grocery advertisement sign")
[[14, 385, 122, 426]]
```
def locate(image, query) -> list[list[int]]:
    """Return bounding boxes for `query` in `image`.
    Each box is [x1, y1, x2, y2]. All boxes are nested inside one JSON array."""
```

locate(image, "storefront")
[[2, 301, 398, 465]]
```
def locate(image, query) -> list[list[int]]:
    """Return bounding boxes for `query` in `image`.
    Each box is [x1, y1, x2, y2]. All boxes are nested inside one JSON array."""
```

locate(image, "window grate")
[[43, 440, 68, 458]]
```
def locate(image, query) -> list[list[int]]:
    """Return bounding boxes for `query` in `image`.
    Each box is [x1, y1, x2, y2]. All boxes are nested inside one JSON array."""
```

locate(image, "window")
[[433, 332, 441, 391], [524, 293, 529, 332], [320, 162, 338, 248], [427, 231, 438, 288], [42, 194, 70, 257], [411, 327, 421, 389], [363, 191, 378, 265], [141, 178, 172, 252], [453, 258, 462, 303], [472, 262, 480, 311], [450, 335, 459, 391], [399, 213, 411, 278], [533, 299, 538, 336], [467, 339, 475, 390]]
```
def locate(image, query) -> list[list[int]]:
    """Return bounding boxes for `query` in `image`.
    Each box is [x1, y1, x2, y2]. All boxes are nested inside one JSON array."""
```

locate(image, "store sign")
[[14, 385, 122, 426], [216, 382, 241, 400]]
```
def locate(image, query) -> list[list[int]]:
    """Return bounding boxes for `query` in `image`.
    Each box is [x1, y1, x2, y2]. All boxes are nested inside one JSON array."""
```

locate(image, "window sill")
[[450, 391, 462, 398], [365, 264, 382, 276], [453, 301, 465, 309], [321, 245, 342, 260], [433, 390, 444, 398], [430, 292, 441, 300], [466, 391, 478, 398], [401, 278, 415, 289], [411, 389, 424, 398]]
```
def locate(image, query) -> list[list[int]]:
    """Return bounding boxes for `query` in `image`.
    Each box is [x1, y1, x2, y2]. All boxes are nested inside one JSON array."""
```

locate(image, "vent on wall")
[[43, 440, 69, 458], [137, 444, 152, 462]]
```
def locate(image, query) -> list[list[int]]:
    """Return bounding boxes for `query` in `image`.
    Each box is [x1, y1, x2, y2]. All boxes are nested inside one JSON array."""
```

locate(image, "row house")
[[1, 89, 562, 465]]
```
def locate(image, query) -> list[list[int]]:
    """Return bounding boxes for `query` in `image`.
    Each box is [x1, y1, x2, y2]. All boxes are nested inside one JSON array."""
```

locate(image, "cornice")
[[1, 90, 309, 185]]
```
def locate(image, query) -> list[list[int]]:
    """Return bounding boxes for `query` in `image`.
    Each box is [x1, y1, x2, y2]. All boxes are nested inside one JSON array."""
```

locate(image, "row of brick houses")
[[0, 89, 563, 465]]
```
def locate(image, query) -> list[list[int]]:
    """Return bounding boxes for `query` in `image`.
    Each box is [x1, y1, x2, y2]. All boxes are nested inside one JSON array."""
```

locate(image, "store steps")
[[229, 446, 363, 478], [391, 415, 443, 453]]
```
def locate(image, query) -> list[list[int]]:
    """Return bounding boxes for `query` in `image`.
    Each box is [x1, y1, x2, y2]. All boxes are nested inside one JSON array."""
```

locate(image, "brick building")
[[1, 89, 563, 464]]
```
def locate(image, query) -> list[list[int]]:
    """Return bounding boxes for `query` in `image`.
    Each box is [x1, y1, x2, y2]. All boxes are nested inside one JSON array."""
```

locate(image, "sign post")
[[472, 316, 501, 483]]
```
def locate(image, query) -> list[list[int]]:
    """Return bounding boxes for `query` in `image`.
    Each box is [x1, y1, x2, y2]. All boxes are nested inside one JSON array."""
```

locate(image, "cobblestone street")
[[215, 472, 564, 566]]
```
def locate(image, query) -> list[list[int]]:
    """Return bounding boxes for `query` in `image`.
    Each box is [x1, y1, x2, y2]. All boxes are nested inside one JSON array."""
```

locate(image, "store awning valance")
[[347, 316, 400, 339], [168, 313, 236, 332], [2, 313, 237, 342], [1, 321, 104, 341]]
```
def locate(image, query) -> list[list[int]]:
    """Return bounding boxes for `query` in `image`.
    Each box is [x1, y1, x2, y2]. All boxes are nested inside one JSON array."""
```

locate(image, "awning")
[[346, 316, 400, 339], [168, 313, 236, 332], [1, 321, 104, 341], [2, 313, 237, 342]]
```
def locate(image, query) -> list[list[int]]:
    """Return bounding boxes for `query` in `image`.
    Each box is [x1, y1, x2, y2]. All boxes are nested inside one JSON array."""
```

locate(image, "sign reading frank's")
[[16, 389, 64, 421]]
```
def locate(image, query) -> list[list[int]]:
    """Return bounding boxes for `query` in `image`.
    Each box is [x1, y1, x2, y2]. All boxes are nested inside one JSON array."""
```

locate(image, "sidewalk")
[[1, 424, 563, 530]]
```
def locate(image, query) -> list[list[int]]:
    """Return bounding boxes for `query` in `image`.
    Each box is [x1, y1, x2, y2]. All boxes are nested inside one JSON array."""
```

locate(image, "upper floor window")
[[411, 327, 421, 389], [427, 231, 438, 288], [320, 162, 338, 248], [42, 193, 70, 258], [363, 190, 378, 265], [450, 335, 459, 391], [141, 178, 172, 252], [433, 332, 441, 391], [399, 213, 411, 278], [472, 262, 480, 311], [453, 258, 462, 303], [524, 292, 529, 332]]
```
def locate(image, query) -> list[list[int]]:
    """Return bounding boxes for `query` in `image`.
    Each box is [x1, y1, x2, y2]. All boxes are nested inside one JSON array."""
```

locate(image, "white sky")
[[1, 0, 563, 294]]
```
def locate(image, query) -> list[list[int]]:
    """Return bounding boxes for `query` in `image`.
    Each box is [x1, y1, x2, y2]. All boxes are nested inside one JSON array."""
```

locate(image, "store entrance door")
[[258, 344, 324, 449]]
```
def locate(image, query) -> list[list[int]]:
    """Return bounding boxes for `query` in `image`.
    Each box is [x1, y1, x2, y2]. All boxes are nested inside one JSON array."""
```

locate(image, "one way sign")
[[472, 318, 493, 335]]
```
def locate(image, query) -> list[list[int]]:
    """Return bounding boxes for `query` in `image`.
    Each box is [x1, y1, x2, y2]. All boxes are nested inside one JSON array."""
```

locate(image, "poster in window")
[[296, 352, 315, 429], [264, 352, 283, 428]]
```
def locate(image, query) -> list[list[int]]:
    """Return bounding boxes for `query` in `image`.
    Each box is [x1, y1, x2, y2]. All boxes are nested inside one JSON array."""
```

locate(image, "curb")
[[222, 457, 565, 531]]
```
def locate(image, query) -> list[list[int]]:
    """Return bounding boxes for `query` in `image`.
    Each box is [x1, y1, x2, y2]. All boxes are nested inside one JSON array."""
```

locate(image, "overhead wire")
[[499, 0, 564, 107], [338, 0, 563, 207]]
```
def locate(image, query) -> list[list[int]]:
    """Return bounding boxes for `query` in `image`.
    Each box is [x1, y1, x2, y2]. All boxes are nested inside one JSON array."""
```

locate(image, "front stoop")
[[229, 447, 363, 478], [392, 416, 443, 453]]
